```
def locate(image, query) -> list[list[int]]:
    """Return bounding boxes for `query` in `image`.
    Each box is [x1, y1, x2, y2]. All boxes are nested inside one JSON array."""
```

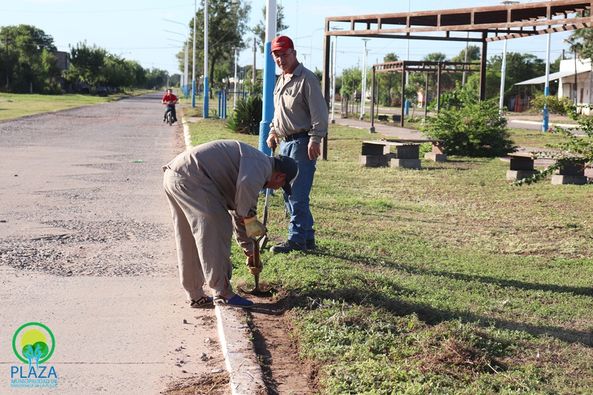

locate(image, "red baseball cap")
[[271, 36, 294, 53]]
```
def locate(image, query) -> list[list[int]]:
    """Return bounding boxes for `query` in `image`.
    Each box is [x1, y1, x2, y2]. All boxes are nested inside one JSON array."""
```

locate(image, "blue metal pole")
[[203, 76, 209, 118], [258, 0, 276, 155], [258, 41, 274, 155], [542, 31, 551, 132], [192, 80, 196, 108]]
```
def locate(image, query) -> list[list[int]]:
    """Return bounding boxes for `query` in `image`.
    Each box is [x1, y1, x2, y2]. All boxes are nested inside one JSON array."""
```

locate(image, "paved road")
[[0, 94, 224, 394]]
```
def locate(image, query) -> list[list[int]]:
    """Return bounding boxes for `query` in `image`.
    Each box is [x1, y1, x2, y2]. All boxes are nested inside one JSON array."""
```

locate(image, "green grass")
[[188, 119, 593, 394], [0, 90, 155, 120]]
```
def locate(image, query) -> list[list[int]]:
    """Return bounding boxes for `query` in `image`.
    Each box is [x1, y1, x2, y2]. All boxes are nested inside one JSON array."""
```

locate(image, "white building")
[[516, 58, 593, 114]]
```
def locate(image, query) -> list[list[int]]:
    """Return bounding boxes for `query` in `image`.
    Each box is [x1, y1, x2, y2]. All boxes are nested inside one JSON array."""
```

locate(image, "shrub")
[[422, 88, 515, 157], [227, 95, 262, 135], [530, 94, 574, 115]]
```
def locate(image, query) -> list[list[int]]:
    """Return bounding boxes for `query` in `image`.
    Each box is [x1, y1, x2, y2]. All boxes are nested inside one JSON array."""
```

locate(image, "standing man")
[[163, 140, 298, 307], [266, 35, 329, 253], [161, 88, 179, 124]]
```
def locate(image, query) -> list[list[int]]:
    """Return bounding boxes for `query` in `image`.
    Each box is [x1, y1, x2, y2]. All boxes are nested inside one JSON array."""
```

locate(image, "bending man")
[[163, 140, 298, 307]]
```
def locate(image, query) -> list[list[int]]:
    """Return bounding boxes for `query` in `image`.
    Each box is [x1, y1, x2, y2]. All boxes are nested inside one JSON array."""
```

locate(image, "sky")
[[0, 0, 575, 78]]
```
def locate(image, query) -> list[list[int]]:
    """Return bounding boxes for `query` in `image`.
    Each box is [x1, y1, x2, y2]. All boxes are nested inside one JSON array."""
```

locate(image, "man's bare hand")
[[308, 141, 321, 160], [266, 133, 279, 151]]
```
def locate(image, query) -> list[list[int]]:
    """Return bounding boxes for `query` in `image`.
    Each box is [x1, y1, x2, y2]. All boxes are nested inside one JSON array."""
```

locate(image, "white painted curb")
[[216, 306, 266, 394]]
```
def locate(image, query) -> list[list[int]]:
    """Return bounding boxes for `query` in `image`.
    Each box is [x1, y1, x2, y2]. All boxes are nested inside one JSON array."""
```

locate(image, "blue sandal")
[[214, 294, 254, 307]]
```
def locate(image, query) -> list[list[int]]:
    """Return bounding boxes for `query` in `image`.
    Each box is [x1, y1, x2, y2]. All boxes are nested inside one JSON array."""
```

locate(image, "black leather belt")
[[284, 131, 310, 142]]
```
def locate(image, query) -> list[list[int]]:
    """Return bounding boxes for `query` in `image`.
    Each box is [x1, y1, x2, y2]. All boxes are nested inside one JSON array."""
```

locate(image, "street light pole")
[[233, 48, 238, 111], [499, 1, 519, 112], [258, 0, 276, 155], [360, 39, 369, 119], [191, 0, 197, 108], [203, 0, 209, 118], [330, 35, 337, 124]]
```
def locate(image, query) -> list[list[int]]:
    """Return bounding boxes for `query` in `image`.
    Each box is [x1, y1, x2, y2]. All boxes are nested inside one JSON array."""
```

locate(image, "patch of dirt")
[[162, 371, 230, 395], [246, 290, 319, 395]]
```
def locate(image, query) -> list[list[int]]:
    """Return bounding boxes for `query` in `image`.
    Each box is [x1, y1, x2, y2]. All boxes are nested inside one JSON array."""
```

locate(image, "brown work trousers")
[[163, 168, 233, 300]]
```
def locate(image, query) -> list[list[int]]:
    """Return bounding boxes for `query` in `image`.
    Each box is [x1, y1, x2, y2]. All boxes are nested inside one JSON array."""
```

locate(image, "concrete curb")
[[181, 114, 266, 394], [215, 306, 266, 394]]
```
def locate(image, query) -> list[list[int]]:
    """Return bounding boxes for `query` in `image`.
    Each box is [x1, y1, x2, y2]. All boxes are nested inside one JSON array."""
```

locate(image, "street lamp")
[[202, 0, 209, 117], [499, 1, 519, 112], [360, 38, 370, 120]]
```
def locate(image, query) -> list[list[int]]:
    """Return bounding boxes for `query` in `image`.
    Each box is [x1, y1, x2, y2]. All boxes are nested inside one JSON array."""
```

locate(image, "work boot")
[[270, 240, 306, 254]]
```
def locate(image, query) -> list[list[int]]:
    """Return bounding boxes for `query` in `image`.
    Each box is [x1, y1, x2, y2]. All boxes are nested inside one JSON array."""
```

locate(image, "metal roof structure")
[[319, 0, 593, 158], [324, 0, 592, 43]]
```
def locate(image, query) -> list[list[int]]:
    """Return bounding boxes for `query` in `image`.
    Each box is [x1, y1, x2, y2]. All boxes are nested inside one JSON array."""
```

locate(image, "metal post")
[[462, 32, 469, 85], [424, 71, 429, 119], [479, 32, 488, 101], [400, 63, 405, 127], [370, 66, 376, 133], [191, 0, 197, 108], [543, 31, 551, 132], [499, 38, 508, 112], [436, 62, 442, 113], [203, 0, 209, 118], [183, 41, 189, 97], [360, 39, 369, 119], [233, 48, 238, 111], [330, 36, 337, 124], [321, 22, 331, 160], [252, 37, 257, 93], [258, 0, 276, 155]]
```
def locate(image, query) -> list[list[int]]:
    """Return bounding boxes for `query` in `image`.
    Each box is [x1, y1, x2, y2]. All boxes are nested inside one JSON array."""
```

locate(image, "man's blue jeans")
[[280, 136, 316, 245]]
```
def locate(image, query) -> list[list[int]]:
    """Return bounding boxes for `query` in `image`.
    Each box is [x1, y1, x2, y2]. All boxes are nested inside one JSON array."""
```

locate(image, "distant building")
[[515, 58, 593, 114]]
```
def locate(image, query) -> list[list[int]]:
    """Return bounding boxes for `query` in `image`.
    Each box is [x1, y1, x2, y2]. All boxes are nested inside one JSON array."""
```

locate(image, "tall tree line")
[[0, 24, 172, 94]]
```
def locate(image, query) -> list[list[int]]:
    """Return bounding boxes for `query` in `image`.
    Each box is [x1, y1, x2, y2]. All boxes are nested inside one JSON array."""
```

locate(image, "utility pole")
[[360, 39, 369, 119], [203, 0, 210, 118], [252, 37, 257, 92], [191, 0, 197, 108], [543, 30, 551, 132], [258, 0, 276, 155], [499, 1, 519, 112], [233, 48, 238, 111], [331, 36, 337, 124], [183, 41, 189, 96]]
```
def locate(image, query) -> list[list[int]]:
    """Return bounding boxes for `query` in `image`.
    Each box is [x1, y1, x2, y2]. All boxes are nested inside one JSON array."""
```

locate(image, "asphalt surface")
[[0, 94, 225, 394]]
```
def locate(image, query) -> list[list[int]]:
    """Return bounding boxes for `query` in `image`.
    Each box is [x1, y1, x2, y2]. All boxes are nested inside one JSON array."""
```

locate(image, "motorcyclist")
[[161, 88, 179, 124]]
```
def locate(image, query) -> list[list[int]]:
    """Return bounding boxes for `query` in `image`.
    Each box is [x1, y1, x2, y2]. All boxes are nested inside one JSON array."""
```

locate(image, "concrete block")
[[509, 157, 535, 171], [361, 142, 389, 156], [424, 152, 447, 162], [390, 158, 421, 169], [360, 155, 387, 167], [506, 170, 538, 181], [551, 175, 588, 185], [395, 144, 419, 159]]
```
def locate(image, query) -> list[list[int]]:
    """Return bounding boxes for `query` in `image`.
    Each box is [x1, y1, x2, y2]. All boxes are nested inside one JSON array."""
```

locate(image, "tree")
[[177, 0, 251, 95], [252, 5, 288, 53], [487, 52, 547, 101], [566, 28, 593, 59], [340, 67, 361, 99], [377, 53, 399, 106], [0, 24, 60, 92]]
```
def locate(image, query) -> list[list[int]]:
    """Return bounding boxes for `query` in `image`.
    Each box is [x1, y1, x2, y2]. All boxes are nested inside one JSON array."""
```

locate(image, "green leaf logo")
[[12, 322, 55, 365]]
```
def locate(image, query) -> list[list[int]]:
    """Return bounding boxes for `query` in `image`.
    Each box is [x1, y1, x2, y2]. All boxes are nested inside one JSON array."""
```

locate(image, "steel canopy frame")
[[370, 61, 482, 130], [320, 0, 593, 159]]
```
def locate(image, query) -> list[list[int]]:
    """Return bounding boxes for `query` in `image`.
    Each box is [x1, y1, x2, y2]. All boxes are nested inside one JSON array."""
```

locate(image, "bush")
[[530, 94, 574, 115], [227, 95, 262, 135], [422, 87, 515, 157]]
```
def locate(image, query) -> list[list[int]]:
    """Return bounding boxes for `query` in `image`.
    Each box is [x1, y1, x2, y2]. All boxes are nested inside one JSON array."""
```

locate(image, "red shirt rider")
[[162, 89, 178, 123]]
